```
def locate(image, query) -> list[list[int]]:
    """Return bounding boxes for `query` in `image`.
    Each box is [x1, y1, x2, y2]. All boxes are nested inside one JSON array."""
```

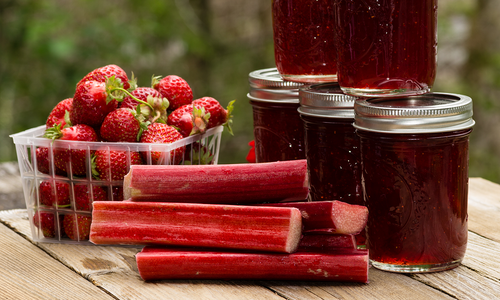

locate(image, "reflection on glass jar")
[[248, 68, 305, 163], [354, 93, 475, 273]]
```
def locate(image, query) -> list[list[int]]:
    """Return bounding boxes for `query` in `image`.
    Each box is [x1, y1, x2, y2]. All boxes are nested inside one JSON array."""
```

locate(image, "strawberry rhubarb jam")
[[248, 68, 305, 162], [354, 93, 475, 273], [298, 83, 362, 205], [272, 0, 337, 83], [334, 0, 437, 97]]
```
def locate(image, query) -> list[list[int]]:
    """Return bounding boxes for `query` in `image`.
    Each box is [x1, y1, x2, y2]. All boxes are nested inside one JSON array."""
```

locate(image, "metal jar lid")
[[247, 68, 304, 103], [298, 82, 359, 118], [354, 92, 475, 133]]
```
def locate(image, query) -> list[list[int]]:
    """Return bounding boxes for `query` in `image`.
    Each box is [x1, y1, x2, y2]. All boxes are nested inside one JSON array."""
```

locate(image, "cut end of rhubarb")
[[331, 201, 368, 235], [286, 208, 303, 253], [123, 169, 132, 200]]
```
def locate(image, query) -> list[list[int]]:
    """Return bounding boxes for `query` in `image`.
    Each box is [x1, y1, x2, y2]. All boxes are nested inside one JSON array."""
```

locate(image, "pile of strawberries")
[[33, 64, 234, 241]]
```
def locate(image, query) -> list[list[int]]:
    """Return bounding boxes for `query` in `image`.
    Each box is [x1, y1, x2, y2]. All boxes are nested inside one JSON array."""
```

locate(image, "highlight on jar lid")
[[354, 92, 475, 133], [298, 82, 359, 118], [247, 68, 305, 103]]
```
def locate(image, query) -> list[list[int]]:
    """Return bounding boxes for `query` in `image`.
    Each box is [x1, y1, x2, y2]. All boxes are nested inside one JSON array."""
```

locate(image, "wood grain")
[[468, 177, 500, 242]]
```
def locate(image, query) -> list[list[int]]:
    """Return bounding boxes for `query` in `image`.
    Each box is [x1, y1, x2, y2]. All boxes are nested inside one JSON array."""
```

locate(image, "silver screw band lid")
[[354, 92, 475, 133], [298, 83, 358, 118], [247, 68, 304, 103]]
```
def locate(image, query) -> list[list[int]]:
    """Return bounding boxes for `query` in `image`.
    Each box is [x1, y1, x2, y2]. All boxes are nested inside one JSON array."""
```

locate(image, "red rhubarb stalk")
[[298, 234, 357, 252], [89, 201, 302, 253], [123, 159, 309, 204], [136, 246, 369, 282], [261, 200, 368, 234]]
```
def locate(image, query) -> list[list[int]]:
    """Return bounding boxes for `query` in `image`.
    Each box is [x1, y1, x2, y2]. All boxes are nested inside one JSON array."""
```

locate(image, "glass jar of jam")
[[354, 93, 475, 273], [334, 0, 437, 97], [272, 0, 337, 83], [298, 83, 362, 205], [248, 68, 305, 163]]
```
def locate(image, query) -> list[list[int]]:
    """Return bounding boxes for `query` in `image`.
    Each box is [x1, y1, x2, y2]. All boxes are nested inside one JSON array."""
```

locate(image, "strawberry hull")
[[136, 247, 369, 282], [123, 160, 309, 204], [89, 201, 303, 253]]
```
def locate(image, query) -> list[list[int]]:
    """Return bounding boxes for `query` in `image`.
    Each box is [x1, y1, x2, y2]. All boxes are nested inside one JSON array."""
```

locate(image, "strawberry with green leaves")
[[153, 75, 193, 111], [77, 64, 131, 90], [46, 98, 73, 129], [167, 97, 235, 137], [140, 122, 185, 165], [70, 80, 119, 128], [63, 213, 92, 241], [93, 149, 143, 181], [44, 123, 98, 176], [121, 87, 162, 110], [39, 179, 71, 207]]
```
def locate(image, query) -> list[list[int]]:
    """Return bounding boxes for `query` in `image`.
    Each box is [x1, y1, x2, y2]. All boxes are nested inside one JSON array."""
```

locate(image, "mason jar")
[[354, 93, 475, 273], [248, 68, 305, 162]]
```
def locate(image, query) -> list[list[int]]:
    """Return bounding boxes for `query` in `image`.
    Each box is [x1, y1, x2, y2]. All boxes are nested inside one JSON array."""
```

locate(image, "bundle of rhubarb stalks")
[[89, 159, 370, 282]]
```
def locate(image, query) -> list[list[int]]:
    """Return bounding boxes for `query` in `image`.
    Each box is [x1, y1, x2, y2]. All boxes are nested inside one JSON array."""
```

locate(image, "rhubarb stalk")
[[298, 234, 357, 252], [261, 200, 368, 234], [136, 246, 369, 282], [123, 160, 309, 204], [89, 201, 302, 253]]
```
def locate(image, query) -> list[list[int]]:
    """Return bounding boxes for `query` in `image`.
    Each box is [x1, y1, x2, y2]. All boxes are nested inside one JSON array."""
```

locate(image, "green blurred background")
[[1, 0, 499, 183]]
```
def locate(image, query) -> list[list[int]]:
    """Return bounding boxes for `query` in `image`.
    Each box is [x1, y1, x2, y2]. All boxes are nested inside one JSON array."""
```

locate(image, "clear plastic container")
[[10, 125, 223, 244], [354, 93, 474, 273], [248, 68, 306, 162]]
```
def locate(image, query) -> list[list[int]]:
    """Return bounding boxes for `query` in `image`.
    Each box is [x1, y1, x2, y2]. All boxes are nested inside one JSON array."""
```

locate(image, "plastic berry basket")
[[10, 124, 223, 244]]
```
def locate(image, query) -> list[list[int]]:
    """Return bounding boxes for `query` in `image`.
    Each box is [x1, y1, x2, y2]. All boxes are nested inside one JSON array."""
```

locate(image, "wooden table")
[[0, 177, 499, 300]]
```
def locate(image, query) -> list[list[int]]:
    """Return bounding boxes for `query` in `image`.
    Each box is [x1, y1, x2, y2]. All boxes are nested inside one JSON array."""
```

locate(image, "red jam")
[[358, 130, 470, 270], [301, 116, 362, 205], [251, 101, 305, 162], [354, 93, 475, 273], [248, 68, 305, 163], [334, 0, 437, 96], [272, 0, 337, 83]]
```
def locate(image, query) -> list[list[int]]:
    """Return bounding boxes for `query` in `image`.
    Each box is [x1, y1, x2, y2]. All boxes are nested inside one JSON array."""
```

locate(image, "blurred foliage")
[[1, 0, 500, 183]]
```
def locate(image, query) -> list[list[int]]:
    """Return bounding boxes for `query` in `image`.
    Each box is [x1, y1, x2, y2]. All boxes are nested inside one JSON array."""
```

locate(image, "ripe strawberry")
[[100, 108, 142, 142], [44, 123, 98, 176], [70, 80, 119, 127], [33, 211, 57, 238], [35, 147, 66, 175], [46, 98, 73, 129], [112, 186, 124, 201], [39, 180, 71, 207], [63, 213, 92, 241], [77, 64, 131, 90], [153, 75, 193, 111], [166, 103, 202, 137], [121, 87, 162, 110], [192, 97, 235, 134], [93, 149, 143, 181], [140, 123, 185, 165], [74, 184, 108, 211]]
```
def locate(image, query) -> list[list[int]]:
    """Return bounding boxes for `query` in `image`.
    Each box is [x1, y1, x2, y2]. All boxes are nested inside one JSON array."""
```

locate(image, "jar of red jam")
[[248, 68, 305, 162], [354, 93, 475, 273], [334, 0, 437, 97], [272, 0, 337, 83], [298, 83, 362, 205]]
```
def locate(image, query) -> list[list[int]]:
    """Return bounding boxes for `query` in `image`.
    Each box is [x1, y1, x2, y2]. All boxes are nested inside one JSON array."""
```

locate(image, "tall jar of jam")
[[248, 68, 305, 163], [272, 0, 337, 83], [354, 93, 475, 273], [298, 83, 362, 205], [334, 0, 437, 97]]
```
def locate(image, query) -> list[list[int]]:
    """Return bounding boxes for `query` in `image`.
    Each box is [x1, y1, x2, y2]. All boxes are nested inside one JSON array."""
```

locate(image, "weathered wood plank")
[[468, 177, 500, 243], [0, 222, 115, 300]]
